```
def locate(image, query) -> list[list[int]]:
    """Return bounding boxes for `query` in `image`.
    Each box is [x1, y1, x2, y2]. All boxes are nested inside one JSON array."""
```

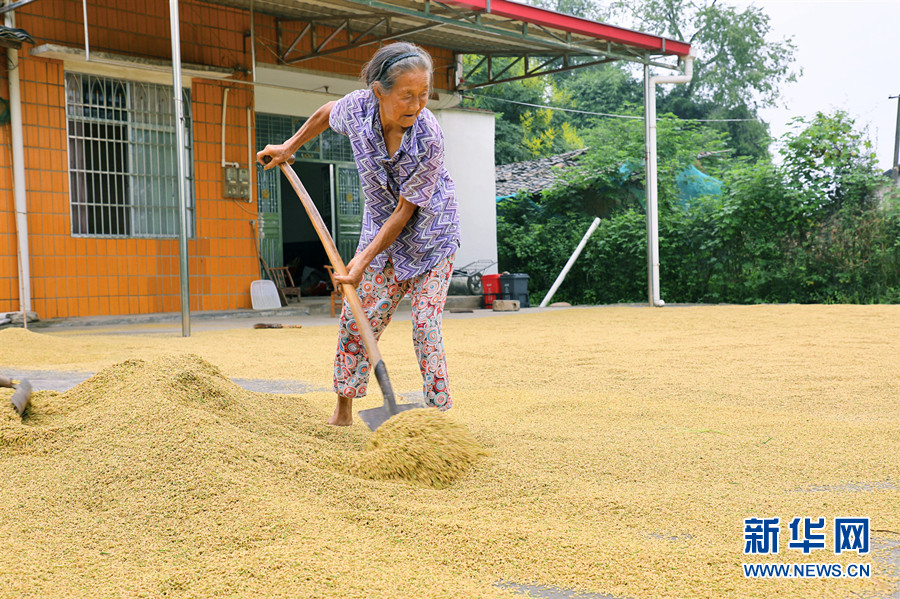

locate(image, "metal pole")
[[6, 3, 31, 326], [169, 0, 191, 336], [250, 0, 256, 83], [82, 0, 90, 61], [329, 163, 337, 237], [890, 94, 899, 180], [539, 217, 600, 307]]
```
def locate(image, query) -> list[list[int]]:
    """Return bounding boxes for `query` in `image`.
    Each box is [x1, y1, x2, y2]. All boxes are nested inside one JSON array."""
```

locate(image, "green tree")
[[525, 0, 607, 20], [498, 111, 731, 303], [780, 111, 880, 218], [609, 0, 798, 160], [659, 96, 770, 160], [777, 111, 896, 302], [461, 57, 583, 164], [612, 0, 800, 109], [555, 64, 644, 129], [558, 111, 731, 213], [470, 0, 798, 163]]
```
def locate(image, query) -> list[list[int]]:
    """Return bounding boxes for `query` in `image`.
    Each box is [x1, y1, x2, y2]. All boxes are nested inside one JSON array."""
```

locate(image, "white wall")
[[434, 108, 498, 275]]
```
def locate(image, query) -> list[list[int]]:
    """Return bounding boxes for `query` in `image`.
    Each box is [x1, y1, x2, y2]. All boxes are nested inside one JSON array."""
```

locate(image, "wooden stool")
[[268, 266, 301, 305]]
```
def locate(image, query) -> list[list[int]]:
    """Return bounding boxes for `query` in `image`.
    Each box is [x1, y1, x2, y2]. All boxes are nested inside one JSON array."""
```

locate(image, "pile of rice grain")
[[349, 408, 488, 488]]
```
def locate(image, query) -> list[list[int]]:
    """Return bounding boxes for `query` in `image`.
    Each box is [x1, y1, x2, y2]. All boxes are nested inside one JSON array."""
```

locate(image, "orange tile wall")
[[191, 80, 260, 314], [0, 0, 455, 319]]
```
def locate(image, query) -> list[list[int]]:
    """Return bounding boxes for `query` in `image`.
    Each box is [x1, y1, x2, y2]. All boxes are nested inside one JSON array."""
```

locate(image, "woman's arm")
[[256, 101, 336, 169], [333, 196, 418, 287]]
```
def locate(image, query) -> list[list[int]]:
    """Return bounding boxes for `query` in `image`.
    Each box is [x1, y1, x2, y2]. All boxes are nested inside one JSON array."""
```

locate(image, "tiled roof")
[[494, 148, 589, 198], [0, 26, 34, 49]]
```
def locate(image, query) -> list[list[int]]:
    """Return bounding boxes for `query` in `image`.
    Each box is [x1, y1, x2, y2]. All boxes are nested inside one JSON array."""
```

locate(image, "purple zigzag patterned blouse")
[[329, 88, 460, 280]]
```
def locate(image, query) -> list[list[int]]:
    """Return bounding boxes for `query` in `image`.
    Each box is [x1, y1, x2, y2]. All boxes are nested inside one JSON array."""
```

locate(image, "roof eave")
[[442, 0, 691, 57]]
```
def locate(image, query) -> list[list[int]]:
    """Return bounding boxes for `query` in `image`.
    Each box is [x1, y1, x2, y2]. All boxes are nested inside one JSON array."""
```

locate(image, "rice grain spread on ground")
[[0, 304, 898, 599]]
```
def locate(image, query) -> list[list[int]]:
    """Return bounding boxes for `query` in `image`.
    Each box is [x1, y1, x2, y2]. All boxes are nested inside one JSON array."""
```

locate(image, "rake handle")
[[266, 157, 397, 410]]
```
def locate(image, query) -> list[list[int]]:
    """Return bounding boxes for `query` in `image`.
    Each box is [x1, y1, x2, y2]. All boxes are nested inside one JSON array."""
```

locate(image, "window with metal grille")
[[65, 73, 195, 238], [290, 115, 354, 162]]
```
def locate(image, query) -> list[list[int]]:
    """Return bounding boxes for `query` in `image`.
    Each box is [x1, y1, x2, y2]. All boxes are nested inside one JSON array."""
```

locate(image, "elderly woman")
[[257, 42, 460, 426]]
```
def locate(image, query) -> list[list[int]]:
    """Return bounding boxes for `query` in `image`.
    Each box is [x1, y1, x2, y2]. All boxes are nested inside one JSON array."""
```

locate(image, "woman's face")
[[375, 68, 431, 130]]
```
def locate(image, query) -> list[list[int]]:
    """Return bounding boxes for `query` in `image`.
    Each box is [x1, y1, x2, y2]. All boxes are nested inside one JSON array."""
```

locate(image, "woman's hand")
[[256, 143, 293, 170], [333, 256, 366, 288]]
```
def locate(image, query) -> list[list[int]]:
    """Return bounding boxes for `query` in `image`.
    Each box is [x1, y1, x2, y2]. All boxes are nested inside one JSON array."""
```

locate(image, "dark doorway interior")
[[280, 162, 333, 293]]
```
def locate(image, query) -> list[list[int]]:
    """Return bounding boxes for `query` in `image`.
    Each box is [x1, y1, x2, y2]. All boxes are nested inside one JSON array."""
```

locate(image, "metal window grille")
[[320, 126, 353, 163], [65, 73, 195, 238], [254, 113, 294, 214], [264, 114, 353, 163], [337, 166, 362, 217]]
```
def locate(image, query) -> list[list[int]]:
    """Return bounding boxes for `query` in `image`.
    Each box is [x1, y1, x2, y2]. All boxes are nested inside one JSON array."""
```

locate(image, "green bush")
[[496, 111, 899, 305]]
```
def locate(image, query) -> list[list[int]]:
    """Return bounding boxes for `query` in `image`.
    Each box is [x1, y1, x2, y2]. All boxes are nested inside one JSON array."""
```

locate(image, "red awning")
[[202, 0, 691, 87], [444, 0, 691, 57]]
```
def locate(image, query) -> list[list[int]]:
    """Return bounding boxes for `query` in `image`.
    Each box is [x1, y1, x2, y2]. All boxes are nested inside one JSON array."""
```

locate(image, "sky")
[[732, 0, 900, 170]]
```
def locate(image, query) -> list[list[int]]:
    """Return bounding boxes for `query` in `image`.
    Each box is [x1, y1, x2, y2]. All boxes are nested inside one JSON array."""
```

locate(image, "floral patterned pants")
[[333, 254, 455, 411]]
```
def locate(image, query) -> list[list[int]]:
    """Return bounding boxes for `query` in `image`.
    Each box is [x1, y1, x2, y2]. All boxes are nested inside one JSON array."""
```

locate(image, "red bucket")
[[482, 273, 500, 308]]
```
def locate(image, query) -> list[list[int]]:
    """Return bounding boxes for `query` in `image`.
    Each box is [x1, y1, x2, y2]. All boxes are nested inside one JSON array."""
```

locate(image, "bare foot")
[[326, 395, 353, 426]]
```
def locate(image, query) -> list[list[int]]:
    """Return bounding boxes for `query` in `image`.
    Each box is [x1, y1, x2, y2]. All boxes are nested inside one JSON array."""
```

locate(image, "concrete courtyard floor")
[[1, 303, 898, 598]]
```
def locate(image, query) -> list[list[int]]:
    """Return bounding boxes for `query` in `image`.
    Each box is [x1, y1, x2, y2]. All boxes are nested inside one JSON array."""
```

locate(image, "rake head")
[[10, 379, 32, 417], [357, 360, 423, 431]]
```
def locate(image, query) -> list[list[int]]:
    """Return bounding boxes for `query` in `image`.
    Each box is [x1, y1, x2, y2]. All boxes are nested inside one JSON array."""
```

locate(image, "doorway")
[[256, 112, 363, 291], [281, 161, 330, 276]]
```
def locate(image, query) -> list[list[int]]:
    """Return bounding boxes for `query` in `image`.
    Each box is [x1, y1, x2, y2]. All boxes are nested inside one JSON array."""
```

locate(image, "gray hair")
[[361, 42, 433, 93]]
